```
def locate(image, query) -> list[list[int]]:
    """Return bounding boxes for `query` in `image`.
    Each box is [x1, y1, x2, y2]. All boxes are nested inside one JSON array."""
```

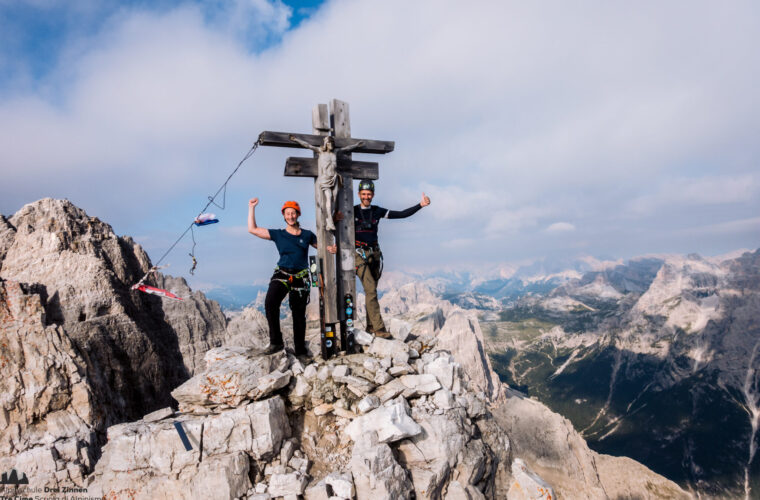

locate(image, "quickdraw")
[[189, 253, 198, 275]]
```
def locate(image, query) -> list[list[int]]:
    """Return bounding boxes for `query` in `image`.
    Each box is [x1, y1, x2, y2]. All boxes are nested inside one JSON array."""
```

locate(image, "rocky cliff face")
[[0, 198, 227, 488], [490, 250, 760, 498], [0, 280, 96, 488]]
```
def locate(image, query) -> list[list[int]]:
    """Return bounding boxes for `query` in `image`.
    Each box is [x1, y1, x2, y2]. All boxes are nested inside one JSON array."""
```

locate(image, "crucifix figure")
[[258, 99, 394, 352], [288, 134, 364, 231]]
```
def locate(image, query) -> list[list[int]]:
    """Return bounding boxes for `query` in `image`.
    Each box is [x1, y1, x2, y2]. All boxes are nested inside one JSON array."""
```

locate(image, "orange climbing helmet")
[[281, 201, 301, 215]]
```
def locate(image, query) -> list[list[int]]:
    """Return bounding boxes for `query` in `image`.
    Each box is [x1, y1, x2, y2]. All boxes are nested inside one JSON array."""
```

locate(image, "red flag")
[[132, 284, 183, 301]]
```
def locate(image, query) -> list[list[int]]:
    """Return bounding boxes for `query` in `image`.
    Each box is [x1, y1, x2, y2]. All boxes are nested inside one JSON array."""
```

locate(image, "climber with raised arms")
[[248, 197, 335, 358]]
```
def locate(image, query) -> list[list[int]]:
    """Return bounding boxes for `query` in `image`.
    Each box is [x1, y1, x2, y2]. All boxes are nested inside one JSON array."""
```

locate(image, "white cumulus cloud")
[[546, 222, 576, 233]]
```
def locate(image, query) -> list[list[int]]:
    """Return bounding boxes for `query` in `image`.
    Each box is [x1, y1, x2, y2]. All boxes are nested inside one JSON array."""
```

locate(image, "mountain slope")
[[488, 251, 760, 498]]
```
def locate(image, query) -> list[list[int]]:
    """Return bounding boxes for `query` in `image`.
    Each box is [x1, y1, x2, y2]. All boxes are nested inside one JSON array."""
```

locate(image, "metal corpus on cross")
[[259, 99, 394, 348]]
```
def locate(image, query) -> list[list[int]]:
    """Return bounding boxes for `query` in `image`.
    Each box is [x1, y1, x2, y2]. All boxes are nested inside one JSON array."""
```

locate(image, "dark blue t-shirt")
[[268, 228, 316, 269]]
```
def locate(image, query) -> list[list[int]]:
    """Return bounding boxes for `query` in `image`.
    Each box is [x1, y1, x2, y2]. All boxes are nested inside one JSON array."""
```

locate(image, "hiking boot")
[[373, 330, 392, 339], [262, 343, 284, 355]]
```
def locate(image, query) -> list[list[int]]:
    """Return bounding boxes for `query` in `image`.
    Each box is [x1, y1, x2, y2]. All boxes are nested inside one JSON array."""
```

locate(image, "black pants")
[[264, 271, 309, 355]]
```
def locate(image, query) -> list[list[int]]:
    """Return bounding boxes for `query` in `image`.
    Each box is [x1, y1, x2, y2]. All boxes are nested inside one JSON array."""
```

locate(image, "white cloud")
[[441, 238, 479, 249], [219, 225, 248, 237], [626, 174, 759, 216], [1, 0, 759, 278], [485, 205, 553, 234], [676, 216, 760, 237], [221, 0, 292, 42], [546, 222, 576, 233]]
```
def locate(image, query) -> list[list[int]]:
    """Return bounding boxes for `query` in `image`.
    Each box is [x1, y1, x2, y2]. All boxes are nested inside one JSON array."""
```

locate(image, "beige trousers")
[[355, 251, 385, 332]]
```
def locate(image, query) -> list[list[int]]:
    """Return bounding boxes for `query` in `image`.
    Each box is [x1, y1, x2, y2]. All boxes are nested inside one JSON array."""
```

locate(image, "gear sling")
[[355, 242, 383, 282]]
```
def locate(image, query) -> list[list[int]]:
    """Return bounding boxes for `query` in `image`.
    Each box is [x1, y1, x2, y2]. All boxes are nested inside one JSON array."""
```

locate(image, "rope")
[[195, 141, 259, 217], [134, 264, 169, 288], [134, 138, 261, 287], [189, 224, 198, 275]]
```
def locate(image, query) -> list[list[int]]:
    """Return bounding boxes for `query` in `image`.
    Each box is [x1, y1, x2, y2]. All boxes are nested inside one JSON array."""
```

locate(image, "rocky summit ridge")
[[0, 199, 688, 499]]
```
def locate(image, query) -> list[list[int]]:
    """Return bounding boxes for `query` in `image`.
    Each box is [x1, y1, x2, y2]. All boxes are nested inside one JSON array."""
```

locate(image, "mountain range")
[[482, 250, 760, 499]]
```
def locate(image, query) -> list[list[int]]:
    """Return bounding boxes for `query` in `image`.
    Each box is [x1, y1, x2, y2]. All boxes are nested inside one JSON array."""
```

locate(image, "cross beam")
[[259, 131, 394, 154], [284, 157, 379, 180]]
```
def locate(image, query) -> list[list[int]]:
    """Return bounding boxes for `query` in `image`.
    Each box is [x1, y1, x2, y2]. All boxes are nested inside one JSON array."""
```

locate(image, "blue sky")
[[1, 0, 759, 288]]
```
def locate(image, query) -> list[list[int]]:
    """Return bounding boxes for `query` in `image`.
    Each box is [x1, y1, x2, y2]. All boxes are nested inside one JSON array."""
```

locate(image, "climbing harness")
[[271, 267, 311, 299], [355, 242, 383, 282], [132, 138, 262, 298]]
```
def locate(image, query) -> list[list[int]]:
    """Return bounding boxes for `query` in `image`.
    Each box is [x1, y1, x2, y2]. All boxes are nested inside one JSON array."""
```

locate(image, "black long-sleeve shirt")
[[354, 203, 422, 248]]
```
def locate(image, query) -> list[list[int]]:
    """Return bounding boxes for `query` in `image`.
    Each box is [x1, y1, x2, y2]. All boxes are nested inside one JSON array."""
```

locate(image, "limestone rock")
[[445, 481, 486, 499], [507, 459, 555, 500], [325, 471, 355, 499], [423, 354, 460, 391], [352, 328, 374, 346], [345, 398, 422, 444], [305, 480, 331, 500], [397, 409, 481, 499], [389, 317, 412, 342], [93, 450, 252, 500], [433, 389, 455, 410], [333, 364, 350, 378], [143, 407, 173, 423], [350, 433, 413, 500], [434, 309, 500, 400], [374, 370, 392, 385], [0, 280, 96, 489], [372, 379, 406, 403], [357, 395, 381, 414], [269, 471, 308, 497], [398, 374, 442, 397], [281, 438, 297, 464], [91, 397, 288, 497], [388, 364, 414, 376], [369, 337, 410, 363], [171, 348, 289, 409], [0, 215, 15, 266], [224, 306, 269, 348]]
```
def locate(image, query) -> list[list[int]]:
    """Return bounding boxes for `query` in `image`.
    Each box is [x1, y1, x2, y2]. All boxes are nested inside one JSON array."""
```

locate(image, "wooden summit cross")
[[259, 99, 394, 344]]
